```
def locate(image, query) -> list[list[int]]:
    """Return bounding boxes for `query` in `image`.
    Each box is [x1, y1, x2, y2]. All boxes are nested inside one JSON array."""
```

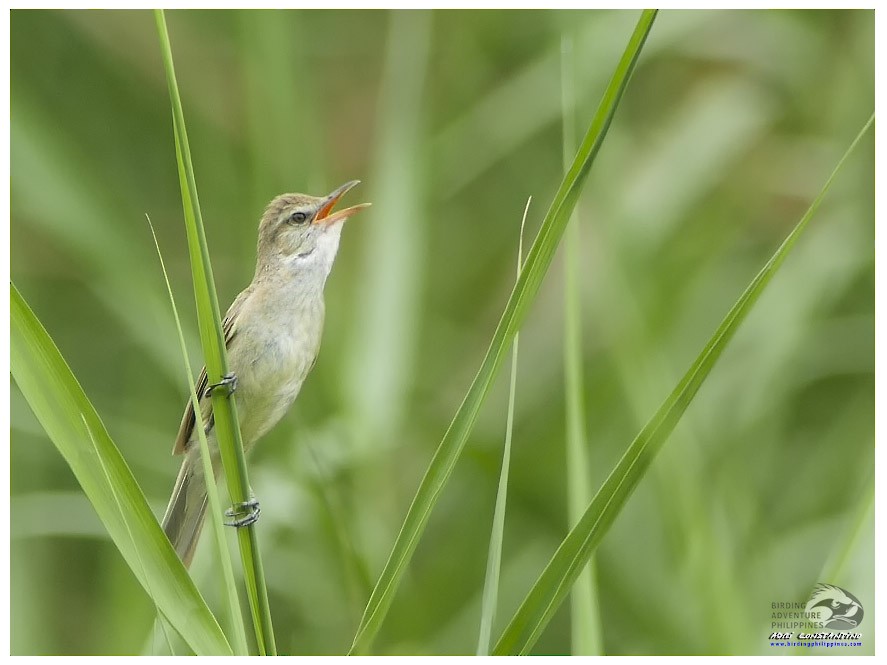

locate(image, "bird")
[[161, 180, 369, 567]]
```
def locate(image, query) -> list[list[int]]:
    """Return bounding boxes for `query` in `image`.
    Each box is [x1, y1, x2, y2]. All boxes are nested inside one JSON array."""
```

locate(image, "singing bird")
[[162, 180, 369, 566]]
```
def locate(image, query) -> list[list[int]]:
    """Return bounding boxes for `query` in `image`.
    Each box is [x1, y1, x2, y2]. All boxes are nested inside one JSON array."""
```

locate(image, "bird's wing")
[[172, 288, 251, 455]]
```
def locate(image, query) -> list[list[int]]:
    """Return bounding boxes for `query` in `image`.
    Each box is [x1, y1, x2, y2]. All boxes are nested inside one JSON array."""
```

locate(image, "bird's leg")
[[224, 497, 261, 528], [205, 372, 238, 398]]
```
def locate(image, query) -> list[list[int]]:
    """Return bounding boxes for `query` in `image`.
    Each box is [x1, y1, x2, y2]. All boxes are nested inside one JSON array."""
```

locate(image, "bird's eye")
[[288, 211, 309, 225]]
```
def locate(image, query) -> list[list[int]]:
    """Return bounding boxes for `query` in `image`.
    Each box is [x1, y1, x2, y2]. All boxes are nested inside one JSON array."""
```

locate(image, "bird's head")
[[256, 180, 369, 278]]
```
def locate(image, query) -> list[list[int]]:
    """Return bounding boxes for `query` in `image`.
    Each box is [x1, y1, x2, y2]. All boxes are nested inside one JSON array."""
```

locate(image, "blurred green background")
[[10, 8, 874, 655]]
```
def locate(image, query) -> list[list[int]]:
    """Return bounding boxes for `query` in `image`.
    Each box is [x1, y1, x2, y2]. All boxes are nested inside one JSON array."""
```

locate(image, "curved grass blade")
[[82, 413, 177, 655], [492, 112, 875, 655], [349, 10, 658, 654], [10, 283, 232, 656], [153, 10, 276, 654], [476, 196, 531, 656]]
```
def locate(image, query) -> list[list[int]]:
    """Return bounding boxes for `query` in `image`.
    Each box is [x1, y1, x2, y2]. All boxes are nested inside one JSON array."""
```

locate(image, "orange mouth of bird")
[[315, 180, 371, 225]]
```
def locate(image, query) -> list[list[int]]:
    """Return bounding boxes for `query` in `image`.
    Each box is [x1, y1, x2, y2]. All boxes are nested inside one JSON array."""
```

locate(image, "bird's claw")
[[224, 498, 261, 528], [205, 372, 237, 398]]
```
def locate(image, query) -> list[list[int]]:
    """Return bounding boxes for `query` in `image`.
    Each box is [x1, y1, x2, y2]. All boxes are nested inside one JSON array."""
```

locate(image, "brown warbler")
[[161, 180, 369, 566]]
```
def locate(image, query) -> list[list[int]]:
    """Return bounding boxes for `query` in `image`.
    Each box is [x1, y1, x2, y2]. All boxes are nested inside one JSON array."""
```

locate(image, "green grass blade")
[[819, 474, 874, 587], [81, 413, 176, 656], [476, 196, 531, 656], [10, 283, 232, 656], [560, 34, 602, 656], [791, 469, 873, 655], [146, 216, 249, 656], [153, 10, 276, 654], [492, 112, 875, 656], [349, 10, 658, 654]]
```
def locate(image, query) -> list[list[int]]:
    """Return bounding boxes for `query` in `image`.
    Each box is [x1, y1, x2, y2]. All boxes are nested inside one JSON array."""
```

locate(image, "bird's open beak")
[[314, 180, 371, 225]]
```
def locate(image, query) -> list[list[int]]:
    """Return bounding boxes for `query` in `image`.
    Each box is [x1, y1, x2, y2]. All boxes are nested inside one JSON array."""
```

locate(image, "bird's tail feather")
[[161, 457, 209, 568]]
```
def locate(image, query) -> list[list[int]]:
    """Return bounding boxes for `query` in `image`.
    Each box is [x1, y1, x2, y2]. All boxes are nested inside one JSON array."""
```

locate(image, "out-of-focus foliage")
[[10, 9, 873, 655]]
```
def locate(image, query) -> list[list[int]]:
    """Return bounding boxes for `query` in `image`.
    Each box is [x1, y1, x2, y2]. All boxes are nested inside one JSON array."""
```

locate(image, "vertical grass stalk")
[[560, 35, 603, 656], [476, 197, 532, 655], [154, 9, 276, 655], [146, 217, 249, 655]]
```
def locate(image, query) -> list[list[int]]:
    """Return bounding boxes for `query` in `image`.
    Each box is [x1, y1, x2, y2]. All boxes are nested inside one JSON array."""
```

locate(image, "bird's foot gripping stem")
[[205, 372, 238, 398], [224, 498, 261, 528]]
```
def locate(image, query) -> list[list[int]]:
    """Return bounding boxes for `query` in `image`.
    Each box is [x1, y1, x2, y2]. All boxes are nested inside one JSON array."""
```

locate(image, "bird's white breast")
[[228, 278, 326, 448]]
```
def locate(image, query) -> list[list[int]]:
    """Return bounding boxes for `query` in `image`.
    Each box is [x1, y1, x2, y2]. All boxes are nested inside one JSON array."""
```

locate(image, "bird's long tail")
[[161, 456, 209, 568]]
